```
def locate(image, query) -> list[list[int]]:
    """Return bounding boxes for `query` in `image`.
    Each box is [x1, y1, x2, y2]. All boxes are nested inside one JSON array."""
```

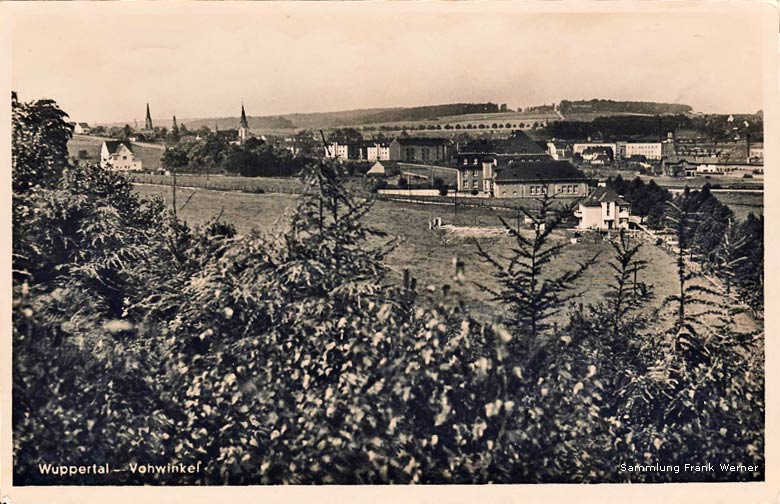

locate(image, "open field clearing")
[[711, 191, 764, 219], [134, 183, 759, 332]]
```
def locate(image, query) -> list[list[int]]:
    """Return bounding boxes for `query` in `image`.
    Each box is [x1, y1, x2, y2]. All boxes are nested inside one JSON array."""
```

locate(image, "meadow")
[[133, 182, 757, 331]]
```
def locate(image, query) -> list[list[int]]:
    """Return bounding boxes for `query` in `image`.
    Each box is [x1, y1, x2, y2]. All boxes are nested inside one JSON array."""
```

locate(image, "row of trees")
[[161, 136, 314, 177], [13, 95, 764, 484], [607, 175, 764, 311]]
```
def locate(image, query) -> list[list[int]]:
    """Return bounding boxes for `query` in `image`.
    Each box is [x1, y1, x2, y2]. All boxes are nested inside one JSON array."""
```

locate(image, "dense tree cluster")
[[545, 114, 763, 142], [160, 136, 314, 178], [559, 99, 692, 115], [13, 96, 764, 485], [606, 175, 763, 312]]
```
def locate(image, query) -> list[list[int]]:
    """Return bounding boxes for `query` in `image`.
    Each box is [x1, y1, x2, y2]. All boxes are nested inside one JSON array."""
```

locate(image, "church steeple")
[[238, 102, 249, 145], [145, 103, 153, 130], [240, 102, 248, 129]]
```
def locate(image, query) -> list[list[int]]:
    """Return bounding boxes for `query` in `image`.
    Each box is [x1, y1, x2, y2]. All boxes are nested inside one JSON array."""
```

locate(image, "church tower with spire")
[[238, 102, 249, 145], [145, 103, 153, 131]]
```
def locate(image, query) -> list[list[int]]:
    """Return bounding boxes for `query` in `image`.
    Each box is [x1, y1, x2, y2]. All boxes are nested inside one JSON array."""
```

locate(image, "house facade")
[[366, 142, 391, 161], [73, 122, 91, 135], [575, 187, 631, 230], [492, 160, 590, 198], [457, 130, 551, 193], [100, 140, 142, 171], [389, 137, 450, 162]]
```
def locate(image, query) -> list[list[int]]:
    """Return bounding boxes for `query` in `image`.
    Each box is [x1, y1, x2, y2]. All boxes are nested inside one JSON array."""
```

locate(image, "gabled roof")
[[77, 122, 90, 128], [103, 140, 134, 154], [582, 187, 628, 207], [494, 160, 588, 183], [394, 137, 451, 146]]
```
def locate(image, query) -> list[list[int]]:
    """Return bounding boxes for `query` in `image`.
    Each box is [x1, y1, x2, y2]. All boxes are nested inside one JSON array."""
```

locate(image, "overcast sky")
[[9, 2, 766, 124]]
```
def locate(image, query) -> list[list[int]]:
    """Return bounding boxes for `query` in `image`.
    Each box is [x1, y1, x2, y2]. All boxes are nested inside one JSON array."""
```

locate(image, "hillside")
[[158, 103, 504, 132]]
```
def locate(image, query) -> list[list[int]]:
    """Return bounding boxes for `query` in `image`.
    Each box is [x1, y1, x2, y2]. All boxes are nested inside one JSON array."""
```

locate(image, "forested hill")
[[559, 99, 693, 115], [181, 103, 501, 131]]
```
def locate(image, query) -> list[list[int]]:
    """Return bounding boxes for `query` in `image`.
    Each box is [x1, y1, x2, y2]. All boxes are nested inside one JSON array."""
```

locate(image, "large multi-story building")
[[389, 137, 451, 162], [457, 130, 551, 194], [492, 160, 589, 199], [623, 142, 664, 160], [364, 142, 391, 161]]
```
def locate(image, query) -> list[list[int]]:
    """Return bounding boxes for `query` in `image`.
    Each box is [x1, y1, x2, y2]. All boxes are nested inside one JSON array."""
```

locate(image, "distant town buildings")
[[100, 140, 142, 171]]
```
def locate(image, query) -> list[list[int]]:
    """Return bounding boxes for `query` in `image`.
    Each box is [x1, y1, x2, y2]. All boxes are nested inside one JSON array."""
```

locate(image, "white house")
[[575, 187, 631, 230], [624, 142, 665, 160], [100, 140, 143, 171], [366, 143, 391, 161], [325, 142, 351, 159], [73, 122, 91, 135]]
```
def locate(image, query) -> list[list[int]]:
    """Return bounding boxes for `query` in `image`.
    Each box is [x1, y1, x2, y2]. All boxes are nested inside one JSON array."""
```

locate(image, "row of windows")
[[529, 185, 547, 195], [557, 184, 579, 194]]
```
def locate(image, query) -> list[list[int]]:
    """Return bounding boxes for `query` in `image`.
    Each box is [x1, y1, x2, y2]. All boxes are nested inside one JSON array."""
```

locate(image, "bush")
[[12, 95, 765, 485]]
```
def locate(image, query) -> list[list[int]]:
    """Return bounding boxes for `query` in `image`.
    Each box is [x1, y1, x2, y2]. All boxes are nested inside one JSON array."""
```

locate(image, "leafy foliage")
[[13, 95, 764, 485]]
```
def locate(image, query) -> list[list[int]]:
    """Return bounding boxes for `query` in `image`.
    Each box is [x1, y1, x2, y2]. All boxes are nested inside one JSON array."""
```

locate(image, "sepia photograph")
[[1, 0, 777, 501]]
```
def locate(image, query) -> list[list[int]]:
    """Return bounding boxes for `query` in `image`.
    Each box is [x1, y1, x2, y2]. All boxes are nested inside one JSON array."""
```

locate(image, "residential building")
[[573, 143, 617, 158], [389, 137, 451, 162], [73, 122, 91, 135], [624, 142, 665, 160], [457, 130, 551, 193], [100, 140, 142, 171], [492, 160, 590, 198], [324, 142, 360, 160], [366, 142, 391, 161], [575, 187, 631, 230], [581, 146, 614, 162], [547, 142, 572, 160], [366, 160, 400, 177]]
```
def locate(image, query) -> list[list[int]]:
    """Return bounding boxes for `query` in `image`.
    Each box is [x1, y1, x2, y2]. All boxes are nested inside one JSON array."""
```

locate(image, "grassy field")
[[712, 192, 764, 220], [133, 183, 759, 332], [68, 135, 164, 170], [130, 173, 304, 194]]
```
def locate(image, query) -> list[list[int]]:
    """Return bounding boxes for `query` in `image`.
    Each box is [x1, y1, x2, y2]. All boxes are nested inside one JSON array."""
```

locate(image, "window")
[[473, 169, 479, 177], [463, 158, 468, 166], [605, 203, 611, 216], [123, 156, 127, 160], [473, 158, 478, 165]]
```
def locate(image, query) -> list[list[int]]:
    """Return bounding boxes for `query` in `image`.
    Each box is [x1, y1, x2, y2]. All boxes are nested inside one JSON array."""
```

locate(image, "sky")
[[8, 2, 766, 125]]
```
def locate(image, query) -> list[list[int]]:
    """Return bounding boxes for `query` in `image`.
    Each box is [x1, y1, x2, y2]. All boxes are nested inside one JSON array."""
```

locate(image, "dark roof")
[[582, 187, 628, 207], [394, 137, 450, 146], [103, 140, 134, 154], [77, 122, 90, 128], [582, 146, 613, 154], [494, 160, 588, 183], [460, 130, 546, 155]]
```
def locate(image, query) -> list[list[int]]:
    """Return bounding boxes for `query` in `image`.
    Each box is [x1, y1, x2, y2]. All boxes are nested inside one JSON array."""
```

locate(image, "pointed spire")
[[240, 102, 248, 129], [172, 115, 178, 128], [145, 103, 153, 130]]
